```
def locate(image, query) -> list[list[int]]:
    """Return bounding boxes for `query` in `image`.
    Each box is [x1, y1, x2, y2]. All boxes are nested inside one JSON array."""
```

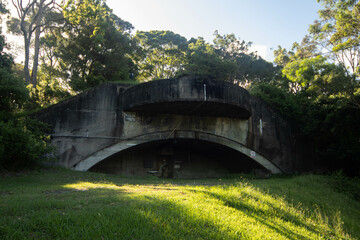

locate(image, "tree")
[[309, 0, 360, 80], [212, 31, 275, 86], [213, 30, 252, 60], [252, 1, 360, 175], [53, 0, 136, 92], [179, 37, 235, 81], [0, 2, 52, 171], [0, 2, 28, 118], [282, 55, 353, 97], [134, 30, 188, 81], [7, 0, 62, 87], [273, 46, 293, 67]]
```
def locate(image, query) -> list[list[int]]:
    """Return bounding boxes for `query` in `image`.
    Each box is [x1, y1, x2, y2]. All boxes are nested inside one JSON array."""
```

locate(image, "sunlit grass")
[[0, 169, 359, 239], [64, 182, 123, 191]]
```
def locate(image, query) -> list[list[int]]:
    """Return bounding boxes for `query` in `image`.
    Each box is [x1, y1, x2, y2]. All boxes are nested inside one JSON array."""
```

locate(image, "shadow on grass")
[[0, 170, 353, 239], [196, 189, 323, 240], [1, 189, 242, 239]]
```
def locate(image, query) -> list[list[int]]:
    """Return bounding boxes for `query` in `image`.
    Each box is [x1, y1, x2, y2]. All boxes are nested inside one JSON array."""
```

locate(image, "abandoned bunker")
[[36, 78, 307, 178]]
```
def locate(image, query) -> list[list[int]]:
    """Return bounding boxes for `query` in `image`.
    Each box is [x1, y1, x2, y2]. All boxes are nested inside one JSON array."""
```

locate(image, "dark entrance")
[[89, 139, 266, 178]]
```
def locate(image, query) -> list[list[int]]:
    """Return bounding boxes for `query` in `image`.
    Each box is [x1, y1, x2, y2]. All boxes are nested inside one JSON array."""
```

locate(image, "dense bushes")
[[250, 82, 360, 176], [0, 119, 53, 171], [0, 18, 53, 171]]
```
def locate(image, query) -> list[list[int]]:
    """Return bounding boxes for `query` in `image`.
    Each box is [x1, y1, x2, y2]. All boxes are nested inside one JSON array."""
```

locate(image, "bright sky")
[[107, 0, 322, 61]]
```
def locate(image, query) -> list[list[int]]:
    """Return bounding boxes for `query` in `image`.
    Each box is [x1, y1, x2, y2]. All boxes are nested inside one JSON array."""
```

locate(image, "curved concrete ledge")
[[73, 131, 282, 174], [123, 78, 251, 119]]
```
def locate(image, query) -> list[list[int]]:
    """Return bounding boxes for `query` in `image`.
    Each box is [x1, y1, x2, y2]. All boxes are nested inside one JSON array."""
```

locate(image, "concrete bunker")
[[72, 129, 282, 176], [37, 78, 302, 177], [89, 138, 267, 178]]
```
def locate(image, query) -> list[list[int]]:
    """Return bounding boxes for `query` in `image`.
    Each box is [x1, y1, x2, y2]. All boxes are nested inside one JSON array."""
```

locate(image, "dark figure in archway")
[[159, 159, 172, 178]]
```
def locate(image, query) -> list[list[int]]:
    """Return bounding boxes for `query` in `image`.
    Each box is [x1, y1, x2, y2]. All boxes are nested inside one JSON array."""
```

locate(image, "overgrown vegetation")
[[0, 169, 359, 239], [0, 2, 52, 172], [0, 0, 359, 174], [248, 0, 360, 175], [1, 1, 358, 238], [0, 119, 53, 171]]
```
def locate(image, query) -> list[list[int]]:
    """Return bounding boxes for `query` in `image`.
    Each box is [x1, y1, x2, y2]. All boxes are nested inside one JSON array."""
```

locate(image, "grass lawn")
[[0, 168, 359, 239]]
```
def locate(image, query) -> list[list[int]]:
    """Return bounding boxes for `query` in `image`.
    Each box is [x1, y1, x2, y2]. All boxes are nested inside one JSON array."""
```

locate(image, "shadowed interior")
[[125, 101, 251, 119], [89, 139, 266, 178]]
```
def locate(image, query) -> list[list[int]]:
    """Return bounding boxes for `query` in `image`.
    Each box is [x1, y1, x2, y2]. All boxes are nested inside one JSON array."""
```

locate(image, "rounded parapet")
[[122, 78, 251, 119]]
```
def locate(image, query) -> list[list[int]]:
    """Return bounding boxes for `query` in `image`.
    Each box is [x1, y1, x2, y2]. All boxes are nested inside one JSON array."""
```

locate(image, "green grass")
[[0, 169, 359, 239]]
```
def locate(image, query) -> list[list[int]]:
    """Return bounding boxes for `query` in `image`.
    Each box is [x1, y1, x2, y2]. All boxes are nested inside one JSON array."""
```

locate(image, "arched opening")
[[89, 139, 267, 178]]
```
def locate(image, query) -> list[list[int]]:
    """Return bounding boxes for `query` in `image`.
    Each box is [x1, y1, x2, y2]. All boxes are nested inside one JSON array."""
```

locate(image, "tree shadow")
[[195, 188, 324, 240], [0, 170, 351, 239]]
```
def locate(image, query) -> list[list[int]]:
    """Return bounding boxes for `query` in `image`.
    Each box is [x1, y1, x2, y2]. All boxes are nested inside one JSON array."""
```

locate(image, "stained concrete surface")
[[37, 78, 309, 177]]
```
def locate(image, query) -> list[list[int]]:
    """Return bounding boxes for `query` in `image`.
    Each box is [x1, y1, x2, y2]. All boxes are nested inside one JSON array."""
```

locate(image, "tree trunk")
[[12, 0, 55, 87], [31, 17, 42, 87], [24, 36, 31, 85]]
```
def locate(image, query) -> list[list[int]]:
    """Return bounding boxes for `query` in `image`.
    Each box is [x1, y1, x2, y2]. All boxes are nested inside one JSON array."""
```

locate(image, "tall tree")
[[179, 37, 235, 81], [7, 0, 62, 86], [53, 0, 136, 92], [282, 55, 353, 96], [134, 30, 188, 81], [213, 30, 252, 60], [212, 31, 275, 85], [309, 0, 360, 80], [0, 1, 28, 116]]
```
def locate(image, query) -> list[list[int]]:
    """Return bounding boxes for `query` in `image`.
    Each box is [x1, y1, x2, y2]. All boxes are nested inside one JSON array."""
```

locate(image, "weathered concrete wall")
[[36, 78, 304, 176], [123, 77, 251, 118], [36, 83, 128, 168]]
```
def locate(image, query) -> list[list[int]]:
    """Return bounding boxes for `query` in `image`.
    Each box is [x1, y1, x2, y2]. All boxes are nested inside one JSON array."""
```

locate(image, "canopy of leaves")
[[282, 55, 353, 97], [6, 0, 62, 86], [0, 34, 28, 118], [54, 0, 136, 91], [0, 3, 53, 171], [309, 0, 360, 79], [134, 30, 188, 81], [174, 32, 276, 85], [178, 37, 235, 81]]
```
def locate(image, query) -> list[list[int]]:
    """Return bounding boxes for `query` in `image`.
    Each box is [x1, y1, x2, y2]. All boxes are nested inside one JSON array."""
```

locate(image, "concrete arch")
[[72, 131, 283, 174]]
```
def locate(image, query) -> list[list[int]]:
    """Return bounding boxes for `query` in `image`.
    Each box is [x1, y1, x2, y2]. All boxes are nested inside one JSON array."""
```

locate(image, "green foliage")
[[329, 170, 360, 200], [212, 30, 252, 59], [212, 31, 276, 84], [0, 67, 29, 117], [177, 33, 275, 85], [134, 30, 188, 81], [53, 0, 136, 92], [26, 69, 72, 108], [0, 119, 53, 171], [282, 55, 353, 97], [249, 83, 302, 120], [0, 1, 8, 15], [133, 30, 276, 85], [251, 78, 360, 175], [309, 0, 360, 78], [0, 27, 29, 117], [268, 8, 360, 174], [6, 0, 62, 86], [273, 45, 293, 67], [0, 4, 53, 171], [309, 98, 360, 175], [179, 37, 235, 81]]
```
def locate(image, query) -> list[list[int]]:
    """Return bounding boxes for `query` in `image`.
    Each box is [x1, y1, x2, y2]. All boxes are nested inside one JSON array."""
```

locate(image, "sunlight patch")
[[63, 182, 123, 191]]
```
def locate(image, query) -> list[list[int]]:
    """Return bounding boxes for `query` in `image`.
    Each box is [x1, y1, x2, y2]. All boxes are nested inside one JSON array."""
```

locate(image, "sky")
[[5, 0, 323, 63], [106, 0, 322, 61]]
